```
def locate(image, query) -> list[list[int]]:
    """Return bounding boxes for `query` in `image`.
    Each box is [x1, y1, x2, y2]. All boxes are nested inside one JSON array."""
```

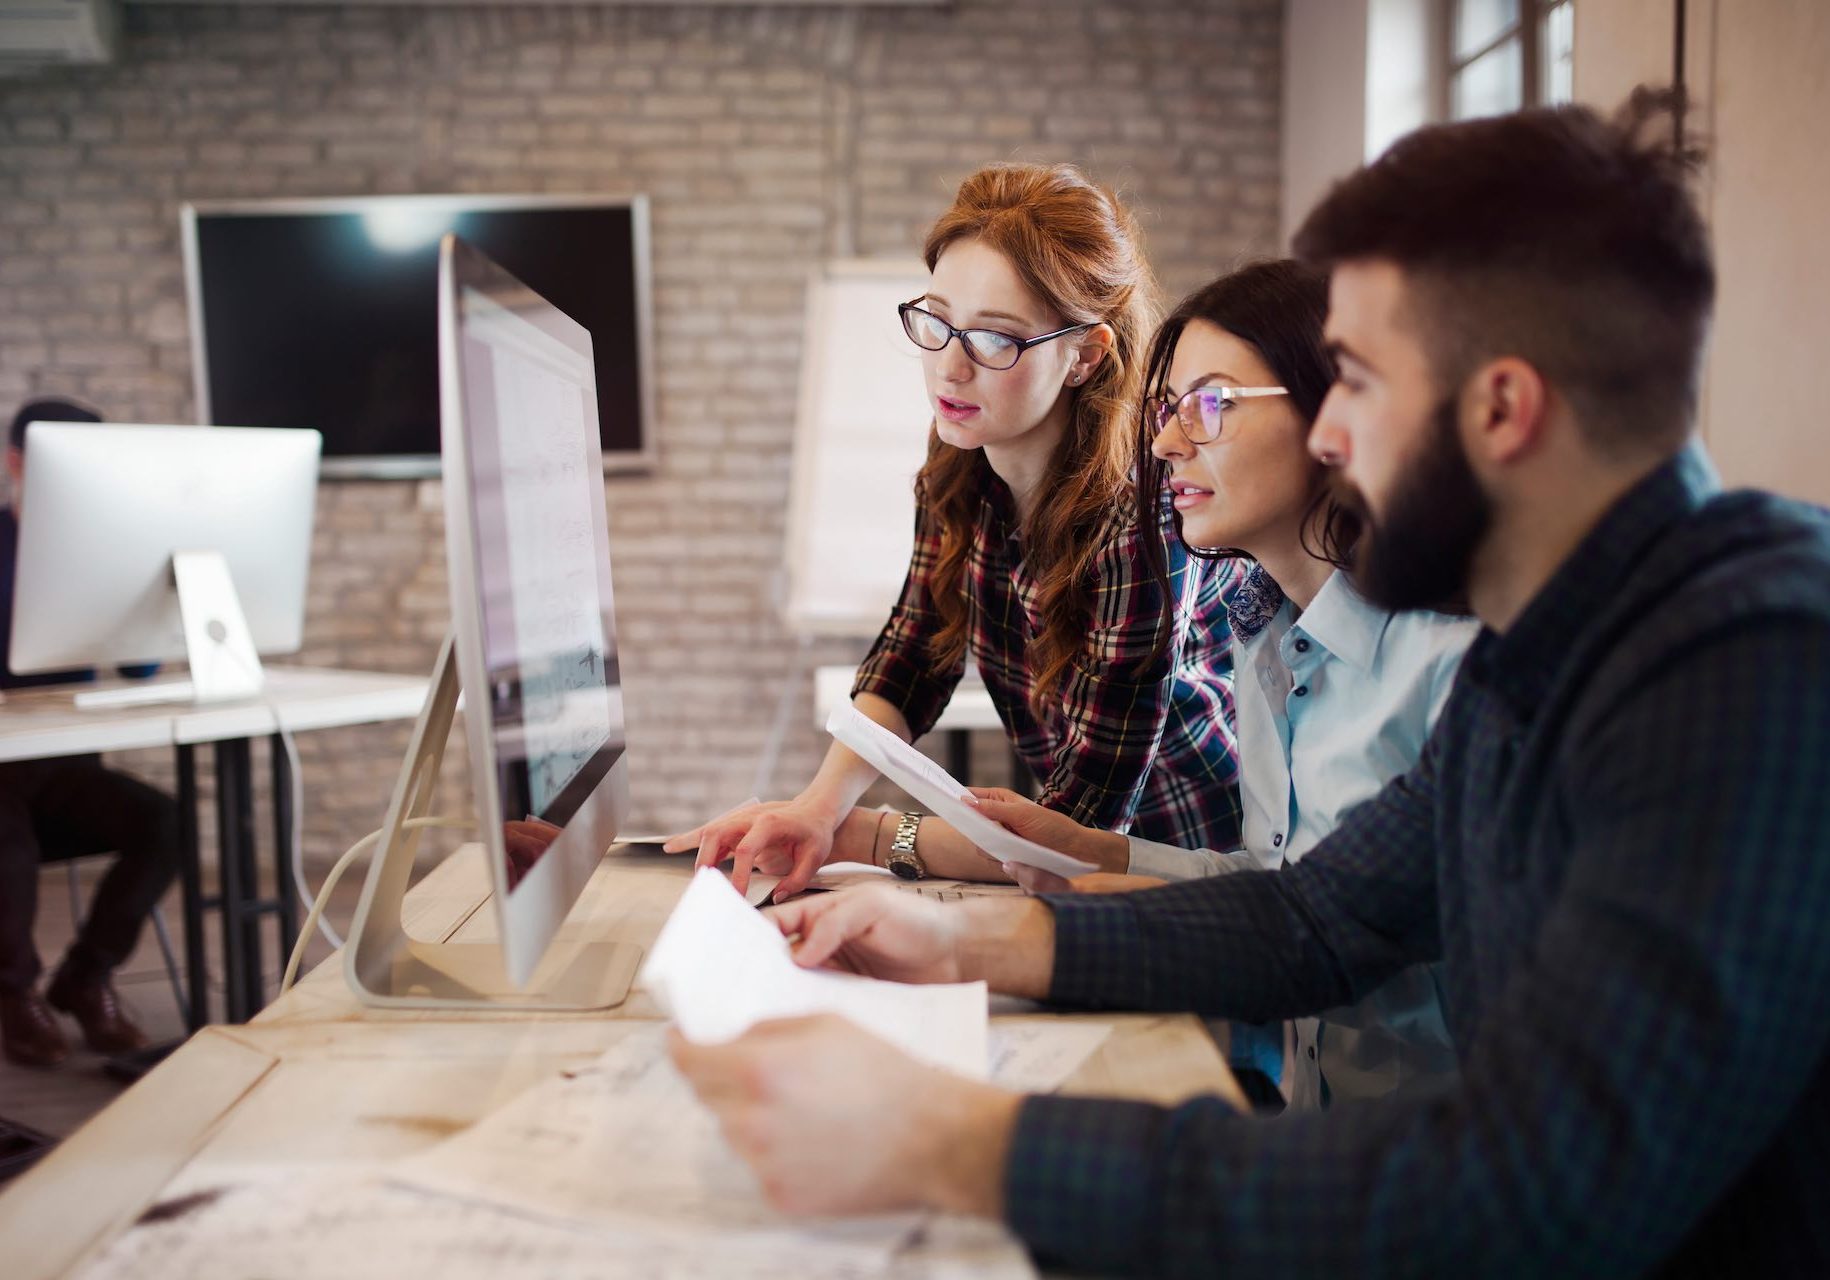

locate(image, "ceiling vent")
[[0, 0, 121, 67]]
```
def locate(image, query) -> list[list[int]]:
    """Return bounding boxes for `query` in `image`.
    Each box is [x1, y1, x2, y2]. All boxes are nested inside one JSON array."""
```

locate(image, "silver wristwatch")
[[885, 812, 926, 880]]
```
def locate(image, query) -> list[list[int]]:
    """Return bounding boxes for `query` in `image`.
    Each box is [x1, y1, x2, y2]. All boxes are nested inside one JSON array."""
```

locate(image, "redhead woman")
[[666, 163, 1247, 896]]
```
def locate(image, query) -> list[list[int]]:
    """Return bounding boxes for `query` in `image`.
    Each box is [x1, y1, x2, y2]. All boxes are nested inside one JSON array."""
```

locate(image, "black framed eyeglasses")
[[1146, 382, 1289, 445], [897, 298, 1091, 372]]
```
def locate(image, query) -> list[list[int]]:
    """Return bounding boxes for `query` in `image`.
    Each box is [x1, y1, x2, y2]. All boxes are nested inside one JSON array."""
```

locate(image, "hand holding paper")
[[824, 705, 1098, 879], [640, 867, 989, 1079]]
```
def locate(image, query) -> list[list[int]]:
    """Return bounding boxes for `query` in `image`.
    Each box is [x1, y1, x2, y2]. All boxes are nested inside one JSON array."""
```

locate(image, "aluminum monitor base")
[[343, 632, 641, 1011]]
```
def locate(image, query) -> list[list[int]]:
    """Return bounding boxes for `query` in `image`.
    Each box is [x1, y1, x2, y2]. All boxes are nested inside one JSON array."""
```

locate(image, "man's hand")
[[668, 1015, 1021, 1218], [769, 884, 1057, 1000], [663, 798, 837, 899], [766, 884, 968, 984], [966, 788, 1129, 873]]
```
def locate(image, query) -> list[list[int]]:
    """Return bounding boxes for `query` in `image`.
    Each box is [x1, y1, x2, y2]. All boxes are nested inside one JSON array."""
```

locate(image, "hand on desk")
[[663, 799, 836, 901], [667, 1014, 1020, 1219]]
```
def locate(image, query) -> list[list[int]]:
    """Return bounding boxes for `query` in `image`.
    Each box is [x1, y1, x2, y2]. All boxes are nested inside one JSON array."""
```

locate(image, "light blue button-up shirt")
[[1128, 567, 1477, 1106]]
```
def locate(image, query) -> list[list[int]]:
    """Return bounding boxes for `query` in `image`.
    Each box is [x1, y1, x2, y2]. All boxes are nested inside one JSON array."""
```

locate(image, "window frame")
[[1439, 0, 1574, 120]]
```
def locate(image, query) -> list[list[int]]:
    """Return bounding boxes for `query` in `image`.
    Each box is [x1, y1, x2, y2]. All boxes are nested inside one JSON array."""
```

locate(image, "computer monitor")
[[9, 423, 321, 705], [344, 234, 640, 1008]]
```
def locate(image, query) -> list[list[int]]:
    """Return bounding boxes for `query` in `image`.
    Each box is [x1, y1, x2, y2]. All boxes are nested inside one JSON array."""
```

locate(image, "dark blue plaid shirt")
[[1008, 450, 1830, 1278]]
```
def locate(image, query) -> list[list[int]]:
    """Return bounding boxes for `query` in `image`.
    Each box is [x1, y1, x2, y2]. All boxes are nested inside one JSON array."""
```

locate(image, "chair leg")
[[149, 907, 186, 1018], [65, 863, 84, 934]]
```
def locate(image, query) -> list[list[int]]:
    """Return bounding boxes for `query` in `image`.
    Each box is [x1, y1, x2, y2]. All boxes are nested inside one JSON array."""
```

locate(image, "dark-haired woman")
[[667, 164, 1247, 895], [977, 260, 1476, 1108]]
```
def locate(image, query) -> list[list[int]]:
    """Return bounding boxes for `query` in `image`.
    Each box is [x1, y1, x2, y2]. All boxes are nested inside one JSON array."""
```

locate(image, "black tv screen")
[[183, 196, 654, 477]]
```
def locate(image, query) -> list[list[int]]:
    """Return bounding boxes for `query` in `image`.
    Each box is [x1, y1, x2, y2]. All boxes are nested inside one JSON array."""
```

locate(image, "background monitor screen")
[[9, 423, 320, 676], [183, 195, 654, 477]]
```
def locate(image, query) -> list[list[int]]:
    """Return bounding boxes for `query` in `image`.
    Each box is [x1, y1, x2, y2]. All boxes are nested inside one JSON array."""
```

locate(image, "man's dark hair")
[[9, 397, 102, 452], [1293, 87, 1714, 455]]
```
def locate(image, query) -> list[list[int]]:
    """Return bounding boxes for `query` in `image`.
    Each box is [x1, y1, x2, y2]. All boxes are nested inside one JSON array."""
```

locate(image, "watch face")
[[888, 857, 921, 881]]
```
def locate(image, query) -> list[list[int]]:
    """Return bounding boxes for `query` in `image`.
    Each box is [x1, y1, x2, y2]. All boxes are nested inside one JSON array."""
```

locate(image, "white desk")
[[0, 667, 430, 1025], [0, 846, 1244, 1280]]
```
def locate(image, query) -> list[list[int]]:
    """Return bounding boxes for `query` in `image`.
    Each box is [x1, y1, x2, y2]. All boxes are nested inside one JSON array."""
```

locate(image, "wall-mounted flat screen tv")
[[181, 194, 655, 479]]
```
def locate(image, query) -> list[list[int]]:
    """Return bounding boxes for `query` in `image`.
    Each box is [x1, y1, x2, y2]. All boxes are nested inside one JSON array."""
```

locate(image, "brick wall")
[[0, 0, 1282, 877]]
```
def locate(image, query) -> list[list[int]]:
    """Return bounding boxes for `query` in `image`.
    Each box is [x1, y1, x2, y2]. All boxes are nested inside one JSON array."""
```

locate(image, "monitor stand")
[[73, 549, 266, 711], [343, 632, 642, 1011]]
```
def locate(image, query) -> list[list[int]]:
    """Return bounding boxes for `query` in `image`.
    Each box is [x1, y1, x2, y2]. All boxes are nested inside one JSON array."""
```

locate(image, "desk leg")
[[214, 740, 261, 1022], [946, 728, 970, 783], [174, 744, 209, 1031], [270, 734, 298, 967]]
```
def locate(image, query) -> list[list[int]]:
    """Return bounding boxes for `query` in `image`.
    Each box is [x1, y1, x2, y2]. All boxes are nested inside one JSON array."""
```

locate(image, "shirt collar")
[[980, 473, 1020, 541], [1470, 445, 1719, 717], [1226, 563, 1286, 641], [1290, 570, 1388, 673]]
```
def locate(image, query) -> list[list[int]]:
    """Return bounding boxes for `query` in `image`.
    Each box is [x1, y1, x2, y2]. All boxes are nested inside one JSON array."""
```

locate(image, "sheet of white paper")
[[986, 1021, 1114, 1094], [825, 706, 1097, 878], [811, 865, 1027, 904], [391, 1025, 920, 1264], [74, 1167, 904, 1280], [640, 867, 989, 1079]]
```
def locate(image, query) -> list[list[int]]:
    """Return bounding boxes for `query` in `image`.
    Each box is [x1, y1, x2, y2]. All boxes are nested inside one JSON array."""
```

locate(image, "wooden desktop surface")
[[0, 843, 1244, 1280]]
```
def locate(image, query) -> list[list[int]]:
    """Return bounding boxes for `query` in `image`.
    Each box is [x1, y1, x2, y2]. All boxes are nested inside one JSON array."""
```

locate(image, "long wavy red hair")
[[916, 163, 1159, 715]]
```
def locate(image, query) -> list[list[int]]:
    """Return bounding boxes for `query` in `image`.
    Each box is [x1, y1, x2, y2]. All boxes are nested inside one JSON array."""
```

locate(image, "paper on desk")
[[825, 706, 1097, 879], [73, 1165, 913, 1280], [641, 866, 989, 1079], [389, 1024, 926, 1266], [987, 1021, 1113, 1094]]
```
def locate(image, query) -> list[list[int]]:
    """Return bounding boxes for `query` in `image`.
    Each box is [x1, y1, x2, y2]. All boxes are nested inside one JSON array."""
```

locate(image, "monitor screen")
[[183, 196, 654, 477], [441, 234, 631, 986]]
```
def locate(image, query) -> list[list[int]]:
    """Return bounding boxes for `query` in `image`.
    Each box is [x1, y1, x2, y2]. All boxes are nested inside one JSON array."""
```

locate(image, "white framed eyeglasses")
[[1146, 382, 1289, 444]]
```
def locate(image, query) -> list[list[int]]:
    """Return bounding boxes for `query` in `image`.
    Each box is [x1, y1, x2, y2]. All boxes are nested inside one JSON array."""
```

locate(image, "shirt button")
[[1272, 833, 1284, 848], [1293, 638, 1310, 653], [1307, 1046, 1317, 1060], [1292, 685, 1308, 697]]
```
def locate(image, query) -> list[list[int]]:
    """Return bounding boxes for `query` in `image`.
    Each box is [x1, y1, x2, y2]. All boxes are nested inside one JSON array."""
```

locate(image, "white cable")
[[279, 814, 475, 994]]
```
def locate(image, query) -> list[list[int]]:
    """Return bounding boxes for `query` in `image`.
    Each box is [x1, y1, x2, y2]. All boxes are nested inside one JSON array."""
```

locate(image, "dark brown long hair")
[[917, 163, 1158, 714], [1134, 260, 1359, 627]]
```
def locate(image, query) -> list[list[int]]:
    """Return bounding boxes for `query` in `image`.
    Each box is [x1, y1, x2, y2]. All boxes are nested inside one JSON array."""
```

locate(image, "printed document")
[[825, 706, 1097, 878], [641, 867, 989, 1078]]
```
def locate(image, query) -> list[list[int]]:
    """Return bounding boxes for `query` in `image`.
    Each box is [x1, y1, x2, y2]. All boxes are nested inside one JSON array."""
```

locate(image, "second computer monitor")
[[9, 422, 320, 680]]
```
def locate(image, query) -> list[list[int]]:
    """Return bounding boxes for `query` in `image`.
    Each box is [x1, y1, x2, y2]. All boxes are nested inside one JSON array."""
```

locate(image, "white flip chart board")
[[783, 259, 935, 637]]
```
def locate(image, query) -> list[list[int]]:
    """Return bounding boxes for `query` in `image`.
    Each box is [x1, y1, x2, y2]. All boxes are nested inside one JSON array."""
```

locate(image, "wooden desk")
[[0, 667, 430, 1026], [0, 844, 1244, 1280]]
